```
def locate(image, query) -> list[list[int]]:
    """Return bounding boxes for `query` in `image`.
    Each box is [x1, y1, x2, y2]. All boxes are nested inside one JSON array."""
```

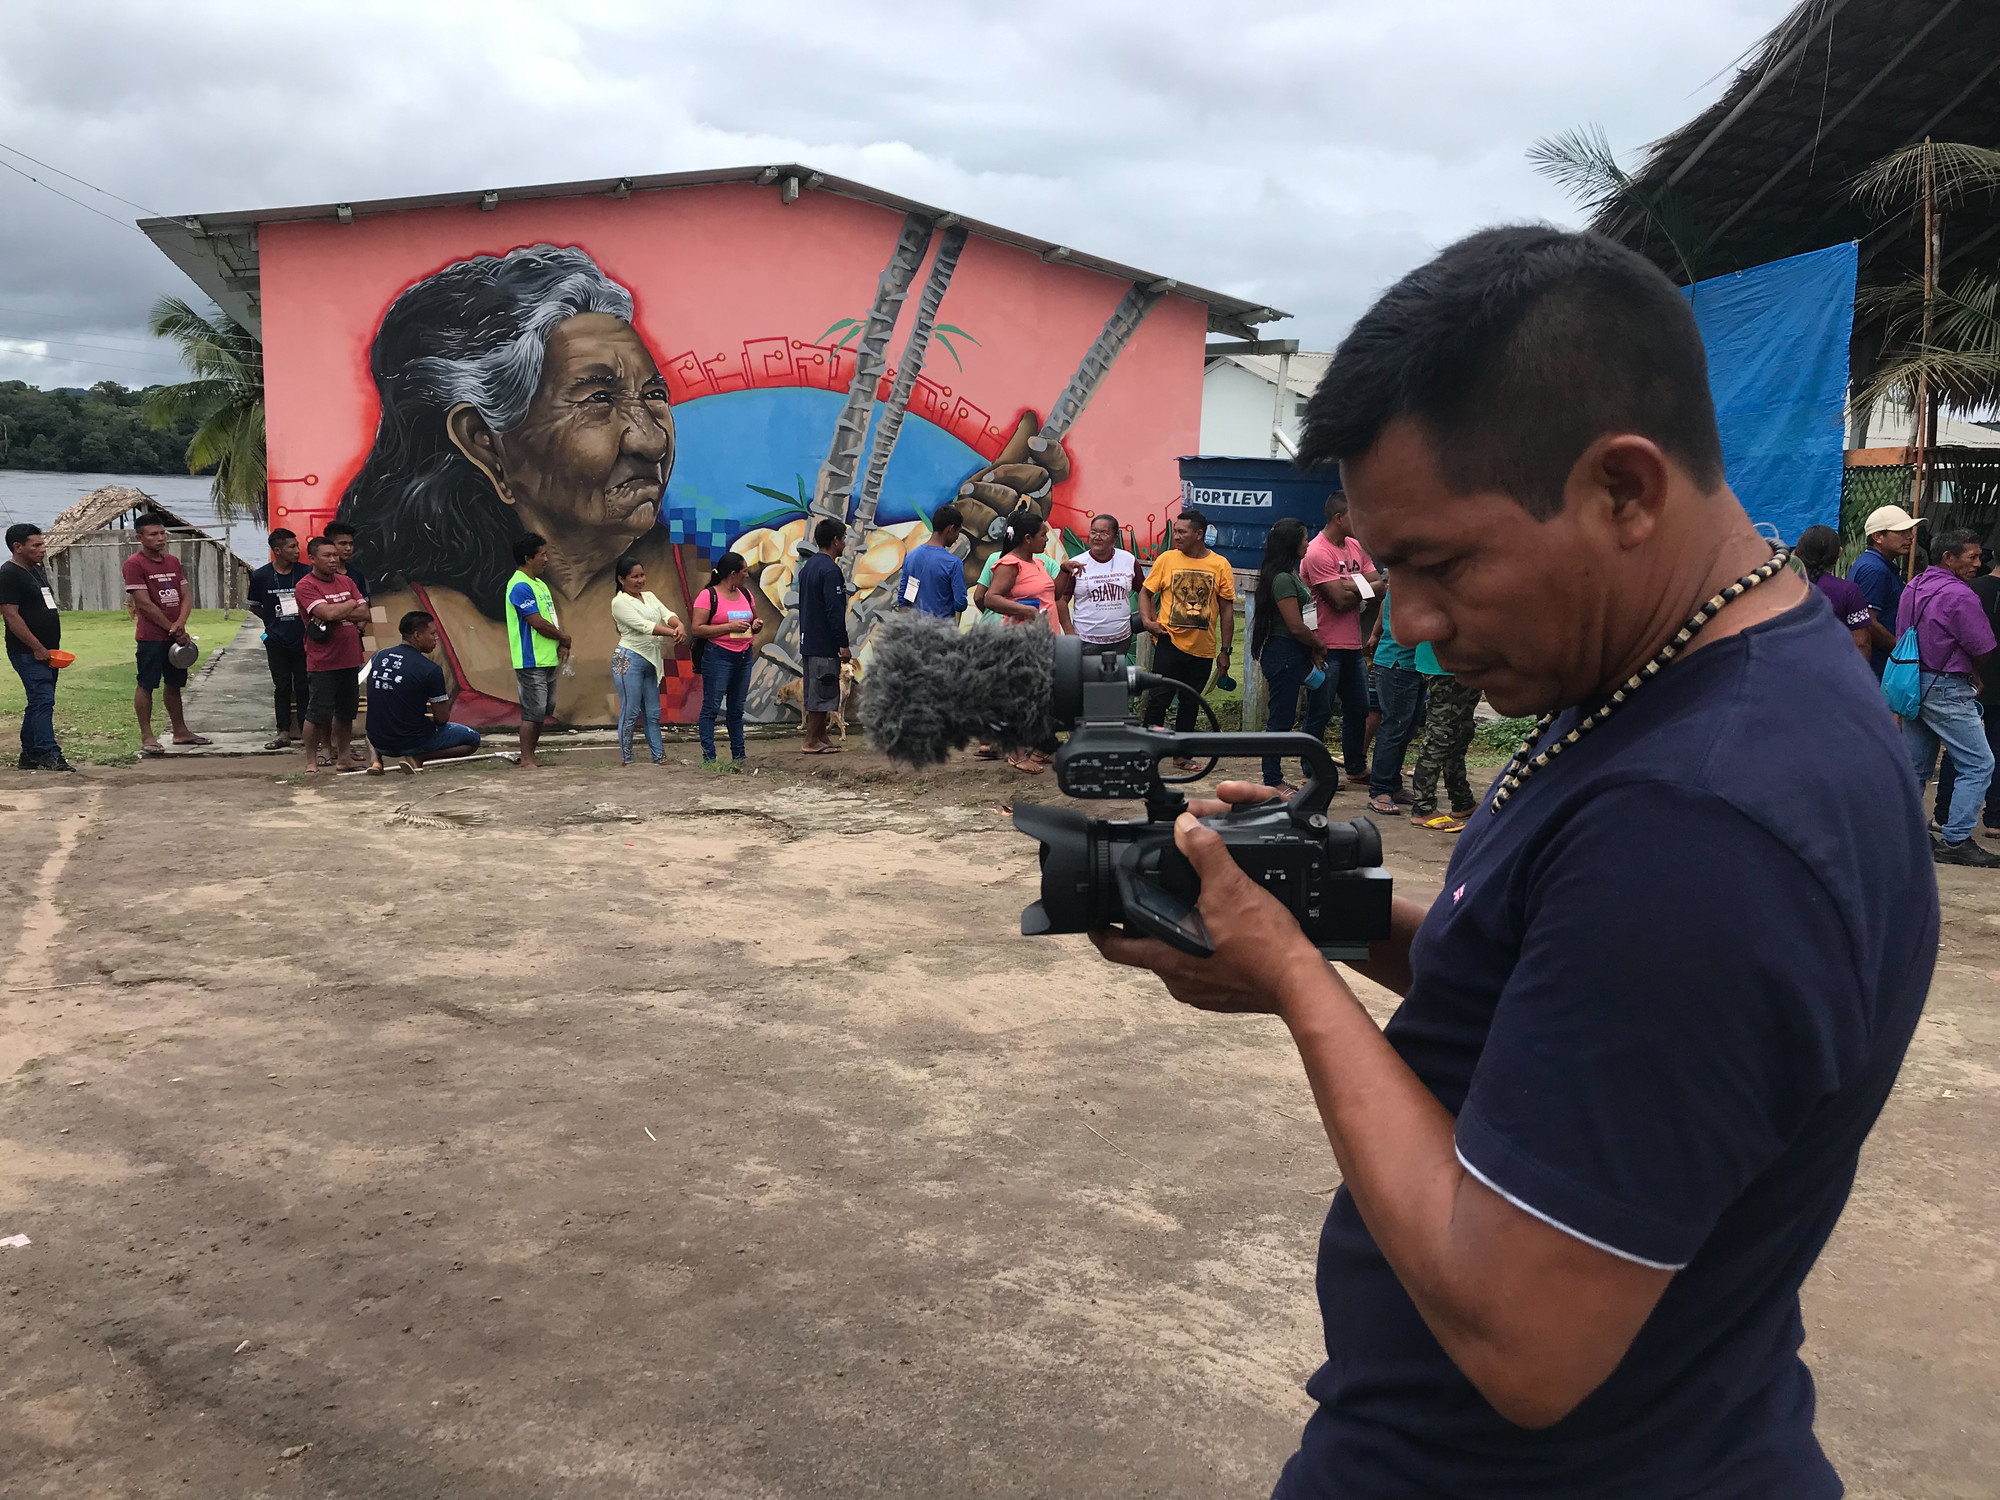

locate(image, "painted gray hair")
[[401, 245, 634, 433]]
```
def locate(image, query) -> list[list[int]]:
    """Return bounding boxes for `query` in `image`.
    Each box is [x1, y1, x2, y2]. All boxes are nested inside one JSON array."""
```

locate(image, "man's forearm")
[[2, 604, 43, 654], [1277, 957, 1668, 1428], [133, 597, 176, 635]]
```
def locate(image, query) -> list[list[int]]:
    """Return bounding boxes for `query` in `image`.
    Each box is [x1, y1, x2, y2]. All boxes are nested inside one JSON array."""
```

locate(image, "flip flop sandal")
[[1450, 806, 1479, 820], [1413, 814, 1467, 833], [1005, 753, 1048, 773], [973, 746, 1001, 760], [172, 735, 214, 746], [140, 743, 167, 757], [264, 738, 290, 751], [1368, 796, 1398, 815]]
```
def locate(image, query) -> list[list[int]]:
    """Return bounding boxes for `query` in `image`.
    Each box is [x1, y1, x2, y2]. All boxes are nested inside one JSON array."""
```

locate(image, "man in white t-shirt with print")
[[1298, 491, 1385, 778], [1061, 513, 1145, 654]]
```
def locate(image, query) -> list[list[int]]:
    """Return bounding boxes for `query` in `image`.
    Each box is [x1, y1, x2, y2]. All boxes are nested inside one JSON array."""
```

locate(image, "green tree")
[[1849, 141, 2000, 420], [1527, 124, 1711, 287], [142, 296, 267, 523]]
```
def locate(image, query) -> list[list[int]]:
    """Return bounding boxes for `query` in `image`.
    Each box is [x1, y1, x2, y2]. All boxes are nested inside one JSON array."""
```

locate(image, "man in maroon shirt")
[[123, 514, 210, 756], [294, 535, 371, 773]]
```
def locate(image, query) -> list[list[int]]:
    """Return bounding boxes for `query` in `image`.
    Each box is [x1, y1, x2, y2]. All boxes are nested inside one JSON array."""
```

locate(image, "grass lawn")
[[0, 610, 235, 764]]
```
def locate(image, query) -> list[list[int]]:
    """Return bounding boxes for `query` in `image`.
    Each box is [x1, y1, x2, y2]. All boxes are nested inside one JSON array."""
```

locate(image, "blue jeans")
[[699, 647, 752, 761], [613, 649, 664, 764], [1259, 635, 1320, 787], [370, 721, 480, 761], [10, 653, 59, 761], [1904, 674, 1995, 844], [1304, 646, 1369, 776], [1369, 664, 1425, 800]]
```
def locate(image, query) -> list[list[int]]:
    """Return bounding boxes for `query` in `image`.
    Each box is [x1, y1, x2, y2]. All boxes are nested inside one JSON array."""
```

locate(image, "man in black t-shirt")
[[0, 522, 71, 771], [1093, 229, 1934, 1499], [363, 610, 480, 772], [246, 526, 313, 749]]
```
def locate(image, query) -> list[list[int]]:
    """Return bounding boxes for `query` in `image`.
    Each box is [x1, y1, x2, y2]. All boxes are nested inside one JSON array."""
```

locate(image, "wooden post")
[[1908, 139, 1937, 578]]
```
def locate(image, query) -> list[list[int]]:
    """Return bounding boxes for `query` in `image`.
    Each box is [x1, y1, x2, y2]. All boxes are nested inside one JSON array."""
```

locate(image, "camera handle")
[[1145, 730, 1339, 830]]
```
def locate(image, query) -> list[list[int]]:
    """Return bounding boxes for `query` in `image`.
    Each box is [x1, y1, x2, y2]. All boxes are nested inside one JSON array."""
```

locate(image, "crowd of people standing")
[[5, 496, 1994, 859]]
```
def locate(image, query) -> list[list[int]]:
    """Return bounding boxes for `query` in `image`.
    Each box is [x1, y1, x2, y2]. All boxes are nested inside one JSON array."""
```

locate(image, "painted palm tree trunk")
[[812, 212, 935, 534], [1034, 281, 1165, 449], [842, 224, 969, 581]]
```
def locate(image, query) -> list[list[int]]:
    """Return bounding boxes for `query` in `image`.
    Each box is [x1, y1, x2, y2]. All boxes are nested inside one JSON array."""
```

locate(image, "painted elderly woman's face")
[[458, 312, 676, 541]]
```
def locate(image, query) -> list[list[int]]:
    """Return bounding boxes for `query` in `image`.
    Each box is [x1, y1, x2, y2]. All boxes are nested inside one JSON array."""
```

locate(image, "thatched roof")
[[42, 486, 202, 555], [1608, 0, 2000, 285]]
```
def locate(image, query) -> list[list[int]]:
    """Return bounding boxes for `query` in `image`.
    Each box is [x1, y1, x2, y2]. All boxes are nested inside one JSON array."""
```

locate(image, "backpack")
[[1880, 592, 1937, 719]]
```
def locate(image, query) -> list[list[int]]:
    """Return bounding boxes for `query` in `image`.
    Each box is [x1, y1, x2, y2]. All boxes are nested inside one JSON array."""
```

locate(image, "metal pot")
[[167, 639, 199, 670]]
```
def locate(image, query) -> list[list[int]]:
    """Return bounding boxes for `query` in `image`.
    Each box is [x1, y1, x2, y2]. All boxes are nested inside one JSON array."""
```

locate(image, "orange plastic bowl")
[[46, 650, 76, 669]]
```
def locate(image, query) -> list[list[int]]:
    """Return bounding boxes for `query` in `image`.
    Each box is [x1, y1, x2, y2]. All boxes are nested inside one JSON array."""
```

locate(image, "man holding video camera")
[[1094, 227, 1936, 1498]]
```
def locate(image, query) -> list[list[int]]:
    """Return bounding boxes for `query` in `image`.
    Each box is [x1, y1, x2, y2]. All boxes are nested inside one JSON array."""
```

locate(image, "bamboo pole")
[[1908, 140, 1936, 579]]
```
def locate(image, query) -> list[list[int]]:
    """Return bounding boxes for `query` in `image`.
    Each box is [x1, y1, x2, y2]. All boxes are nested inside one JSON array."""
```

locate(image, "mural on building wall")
[[264, 185, 1204, 725]]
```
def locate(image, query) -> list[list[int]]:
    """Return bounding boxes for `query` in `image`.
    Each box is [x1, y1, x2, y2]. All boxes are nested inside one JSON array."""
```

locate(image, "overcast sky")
[[0, 0, 1793, 390]]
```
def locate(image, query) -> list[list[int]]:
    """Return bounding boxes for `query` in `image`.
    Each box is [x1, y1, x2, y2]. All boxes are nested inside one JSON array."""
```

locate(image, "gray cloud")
[[0, 0, 1790, 390]]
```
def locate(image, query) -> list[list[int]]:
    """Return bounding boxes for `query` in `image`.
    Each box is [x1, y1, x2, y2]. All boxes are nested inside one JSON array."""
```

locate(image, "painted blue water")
[[662, 387, 984, 553]]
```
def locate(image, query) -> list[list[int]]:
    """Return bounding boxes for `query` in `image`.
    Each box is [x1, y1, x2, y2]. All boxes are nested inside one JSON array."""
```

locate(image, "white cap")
[[1863, 504, 1919, 535]]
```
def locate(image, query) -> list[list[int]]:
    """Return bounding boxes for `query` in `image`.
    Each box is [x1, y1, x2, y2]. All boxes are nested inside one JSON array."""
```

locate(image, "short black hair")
[[931, 503, 963, 534], [1324, 492, 1350, 521], [323, 520, 356, 541], [1300, 226, 1725, 520], [134, 512, 171, 533], [1178, 506, 1207, 532], [6, 523, 41, 550], [1935, 527, 1981, 558], [400, 609, 435, 637], [814, 517, 847, 549], [306, 535, 333, 556], [1089, 511, 1119, 532], [268, 527, 297, 547], [512, 532, 547, 565]]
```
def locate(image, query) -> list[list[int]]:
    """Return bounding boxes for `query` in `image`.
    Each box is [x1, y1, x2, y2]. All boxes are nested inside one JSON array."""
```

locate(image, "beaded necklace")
[[1487, 546, 1793, 816]]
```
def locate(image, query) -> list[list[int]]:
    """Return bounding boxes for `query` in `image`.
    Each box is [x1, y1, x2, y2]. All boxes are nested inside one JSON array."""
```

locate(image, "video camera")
[[1014, 637, 1394, 961]]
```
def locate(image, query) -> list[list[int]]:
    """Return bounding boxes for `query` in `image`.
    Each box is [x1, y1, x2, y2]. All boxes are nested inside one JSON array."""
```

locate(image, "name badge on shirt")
[[41, 586, 58, 609], [276, 590, 298, 619], [1300, 600, 1319, 631], [904, 574, 921, 604]]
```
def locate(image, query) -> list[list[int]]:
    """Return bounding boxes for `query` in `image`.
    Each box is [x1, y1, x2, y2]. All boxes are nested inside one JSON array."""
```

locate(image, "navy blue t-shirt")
[[798, 550, 850, 659], [364, 643, 449, 755], [1278, 596, 1936, 1499], [247, 561, 312, 651], [1847, 547, 1901, 678]]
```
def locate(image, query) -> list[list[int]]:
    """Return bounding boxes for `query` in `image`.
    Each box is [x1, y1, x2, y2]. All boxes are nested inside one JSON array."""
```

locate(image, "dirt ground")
[[1, 741, 1994, 1499]]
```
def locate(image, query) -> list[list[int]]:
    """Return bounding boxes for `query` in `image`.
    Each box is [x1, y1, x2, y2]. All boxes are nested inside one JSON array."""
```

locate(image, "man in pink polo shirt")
[[1298, 492, 1386, 779]]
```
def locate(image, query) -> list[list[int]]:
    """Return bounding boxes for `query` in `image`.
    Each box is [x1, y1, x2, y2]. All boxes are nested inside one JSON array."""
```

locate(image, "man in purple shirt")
[[1896, 528, 1998, 865]]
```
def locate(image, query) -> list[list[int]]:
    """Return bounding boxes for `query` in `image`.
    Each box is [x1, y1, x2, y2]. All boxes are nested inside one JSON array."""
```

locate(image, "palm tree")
[[1527, 124, 1710, 287], [1849, 141, 2000, 423], [141, 296, 267, 524]]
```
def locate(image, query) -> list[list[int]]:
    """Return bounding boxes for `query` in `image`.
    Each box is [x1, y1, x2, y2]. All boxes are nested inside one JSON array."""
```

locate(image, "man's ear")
[[1568, 434, 1671, 550], [446, 404, 514, 506]]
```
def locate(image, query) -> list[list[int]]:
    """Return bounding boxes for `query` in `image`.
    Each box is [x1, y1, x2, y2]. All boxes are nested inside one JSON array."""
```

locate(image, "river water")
[[0, 470, 266, 564]]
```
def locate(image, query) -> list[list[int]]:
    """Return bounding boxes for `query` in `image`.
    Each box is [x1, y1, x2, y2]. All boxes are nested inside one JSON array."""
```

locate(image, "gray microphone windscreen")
[[862, 615, 1057, 765]]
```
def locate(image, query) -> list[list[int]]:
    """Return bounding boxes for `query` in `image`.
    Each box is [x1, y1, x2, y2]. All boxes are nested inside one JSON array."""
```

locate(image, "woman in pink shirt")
[[986, 508, 1068, 773]]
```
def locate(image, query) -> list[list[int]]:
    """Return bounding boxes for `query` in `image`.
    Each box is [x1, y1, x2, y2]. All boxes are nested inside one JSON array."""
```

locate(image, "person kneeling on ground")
[[365, 611, 481, 773]]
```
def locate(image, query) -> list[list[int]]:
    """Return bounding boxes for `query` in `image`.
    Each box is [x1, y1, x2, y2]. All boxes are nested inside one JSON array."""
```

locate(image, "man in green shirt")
[[505, 532, 571, 769]]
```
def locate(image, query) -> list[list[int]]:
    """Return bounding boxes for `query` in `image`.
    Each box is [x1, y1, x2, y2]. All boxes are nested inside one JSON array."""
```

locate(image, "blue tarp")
[[1684, 241, 1857, 544]]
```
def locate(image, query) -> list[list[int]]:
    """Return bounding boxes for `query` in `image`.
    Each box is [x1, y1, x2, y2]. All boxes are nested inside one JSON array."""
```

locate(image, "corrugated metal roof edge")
[[136, 162, 1289, 323]]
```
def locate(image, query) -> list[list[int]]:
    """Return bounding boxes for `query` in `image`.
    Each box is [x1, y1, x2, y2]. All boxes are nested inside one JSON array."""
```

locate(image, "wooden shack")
[[40, 486, 252, 612]]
